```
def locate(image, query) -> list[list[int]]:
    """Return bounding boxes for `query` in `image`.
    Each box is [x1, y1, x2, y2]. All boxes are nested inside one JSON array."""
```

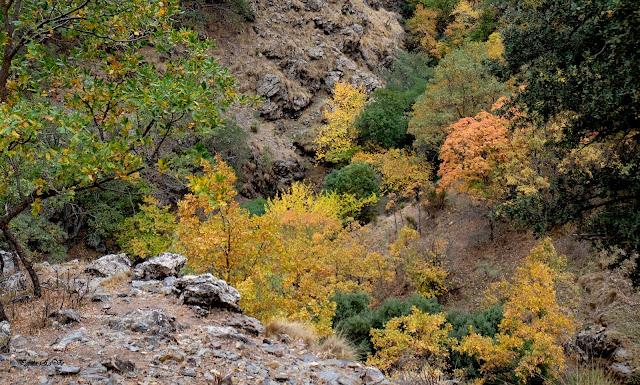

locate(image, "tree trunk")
[[0, 300, 7, 322], [416, 191, 422, 235], [2, 226, 41, 298], [488, 206, 495, 242]]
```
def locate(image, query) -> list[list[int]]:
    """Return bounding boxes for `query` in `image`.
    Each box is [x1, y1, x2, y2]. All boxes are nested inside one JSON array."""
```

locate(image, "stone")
[[112, 308, 178, 337], [132, 253, 187, 281], [4, 272, 27, 293], [610, 362, 634, 379], [203, 325, 250, 343], [225, 315, 265, 336], [85, 254, 131, 278], [361, 366, 385, 384], [0, 250, 16, 275], [174, 274, 242, 313], [51, 328, 88, 351], [101, 358, 135, 374], [0, 321, 10, 353], [56, 365, 81, 375], [575, 326, 620, 358], [257, 74, 281, 98], [49, 309, 82, 325]]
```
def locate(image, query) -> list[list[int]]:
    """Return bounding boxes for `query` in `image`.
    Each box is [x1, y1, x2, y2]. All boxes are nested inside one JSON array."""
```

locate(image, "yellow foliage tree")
[[390, 227, 448, 298], [368, 307, 454, 372], [442, 0, 480, 54], [456, 239, 576, 384], [177, 157, 279, 285], [407, 4, 442, 56], [314, 82, 368, 163]]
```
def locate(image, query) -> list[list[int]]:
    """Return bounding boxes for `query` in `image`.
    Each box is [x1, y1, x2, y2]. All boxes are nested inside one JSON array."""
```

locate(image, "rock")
[[361, 366, 385, 384], [85, 254, 131, 278], [49, 309, 82, 325], [56, 365, 81, 375], [181, 368, 197, 377], [51, 328, 88, 351], [307, 47, 325, 60], [101, 358, 135, 374], [575, 326, 620, 358], [132, 253, 187, 280], [0, 321, 10, 353], [225, 315, 265, 336], [257, 73, 281, 98], [0, 250, 16, 275], [174, 274, 242, 313], [610, 362, 634, 379], [79, 362, 109, 383], [112, 308, 178, 337], [4, 272, 27, 293], [203, 325, 251, 343]]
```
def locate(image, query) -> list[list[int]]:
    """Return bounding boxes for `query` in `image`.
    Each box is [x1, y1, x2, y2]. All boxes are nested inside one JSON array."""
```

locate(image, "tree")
[[353, 149, 432, 234], [456, 239, 576, 384], [0, 1, 242, 296], [500, 0, 640, 283], [355, 89, 411, 149], [314, 82, 367, 163], [409, 42, 507, 162], [323, 162, 379, 222]]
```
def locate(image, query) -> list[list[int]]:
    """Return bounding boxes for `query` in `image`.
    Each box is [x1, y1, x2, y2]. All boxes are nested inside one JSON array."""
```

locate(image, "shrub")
[[324, 162, 379, 222], [240, 197, 269, 217], [355, 89, 410, 149], [331, 291, 371, 324]]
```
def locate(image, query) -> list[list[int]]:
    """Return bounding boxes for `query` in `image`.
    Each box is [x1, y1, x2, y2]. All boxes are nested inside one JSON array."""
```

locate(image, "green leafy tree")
[[500, 0, 640, 284], [409, 42, 506, 162], [0, 0, 242, 304], [355, 89, 410, 149], [323, 162, 379, 222]]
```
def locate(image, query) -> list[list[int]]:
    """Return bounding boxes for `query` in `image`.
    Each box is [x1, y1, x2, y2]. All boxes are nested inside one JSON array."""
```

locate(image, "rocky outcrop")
[[85, 253, 131, 278], [174, 274, 243, 313], [0, 321, 10, 353], [573, 325, 637, 380], [111, 308, 178, 337], [132, 252, 187, 281]]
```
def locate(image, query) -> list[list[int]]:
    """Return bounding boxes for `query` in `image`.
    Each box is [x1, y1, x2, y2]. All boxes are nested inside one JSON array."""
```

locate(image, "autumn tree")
[[178, 157, 278, 285], [0, 1, 242, 302], [314, 82, 367, 163], [353, 149, 432, 234], [456, 239, 576, 384], [409, 42, 507, 162]]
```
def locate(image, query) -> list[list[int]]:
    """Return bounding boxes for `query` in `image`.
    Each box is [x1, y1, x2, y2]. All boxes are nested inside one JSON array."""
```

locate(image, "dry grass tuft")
[[99, 271, 132, 291], [556, 364, 619, 385], [265, 319, 317, 347], [319, 333, 359, 361], [395, 365, 449, 385]]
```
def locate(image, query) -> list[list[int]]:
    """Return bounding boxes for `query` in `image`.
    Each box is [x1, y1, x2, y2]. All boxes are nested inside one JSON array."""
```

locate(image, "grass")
[[265, 319, 317, 347], [555, 364, 619, 385], [319, 333, 359, 361], [99, 271, 132, 291]]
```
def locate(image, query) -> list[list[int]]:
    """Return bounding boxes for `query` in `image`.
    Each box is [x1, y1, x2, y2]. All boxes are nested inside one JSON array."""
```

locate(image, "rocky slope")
[[0, 252, 396, 385], [194, 0, 405, 197]]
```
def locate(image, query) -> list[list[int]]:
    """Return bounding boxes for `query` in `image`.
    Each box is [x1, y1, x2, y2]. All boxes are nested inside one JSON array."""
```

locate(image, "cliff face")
[[196, 0, 406, 197]]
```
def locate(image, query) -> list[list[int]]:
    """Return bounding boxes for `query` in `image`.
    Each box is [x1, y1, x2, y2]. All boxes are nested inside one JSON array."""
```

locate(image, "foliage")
[[368, 307, 454, 372], [323, 162, 379, 221], [331, 291, 371, 325], [408, 42, 507, 161], [178, 157, 279, 285], [205, 118, 251, 179], [240, 197, 269, 217], [500, 0, 640, 284], [391, 227, 448, 298], [9, 212, 67, 262], [456, 239, 576, 384], [118, 196, 178, 260], [355, 89, 411, 149], [354, 150, 431, 194], [383, 51, 434, 102], [438, 110, 512, 203], [314, 82, 368, 163]]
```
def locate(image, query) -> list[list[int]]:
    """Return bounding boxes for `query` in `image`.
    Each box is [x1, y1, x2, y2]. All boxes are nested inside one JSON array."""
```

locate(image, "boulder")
[[0, 321, 10, 353], [112, 308, 178, 337], [174, 274, 242, 313], [51, 328, 88, 351], [49, 309, 82, 325], [575, 326, 619, 358], [4, 272, 27, 293], [0, 250, 16, 275], [85, 254, 131, 278], [132, 253, 187, 281]]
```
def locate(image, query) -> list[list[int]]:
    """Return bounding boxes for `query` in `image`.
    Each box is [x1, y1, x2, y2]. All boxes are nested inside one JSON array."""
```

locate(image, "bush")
[[240, 197, 269, 217], [355, 89, 410, 149], [331, 291, 371, 324], [324, 162, 379, 201]]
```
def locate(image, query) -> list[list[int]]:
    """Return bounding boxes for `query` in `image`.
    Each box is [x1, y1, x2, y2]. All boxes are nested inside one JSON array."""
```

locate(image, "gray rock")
[[174, 274, 242, 313], [257, 73, 281, 98], [0, 321, 10, 353], [610, 362, 634, 379], [101, 358, 135, 374], [361, 366, 385, 384], [132, 253, 187, 281], [307, 47, 325, 60], [225, 315, 265, 336], [203, 325, 250, 343], [4, 272, 27, 293], [49, 309, 82, 325], [575, 326, 619, 358], [0, 250, 16, 275], [51, 328, 88, 351], [56, 365, 81, 375], [85, 254, 131, 278], [112, 308, 177, 337]]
